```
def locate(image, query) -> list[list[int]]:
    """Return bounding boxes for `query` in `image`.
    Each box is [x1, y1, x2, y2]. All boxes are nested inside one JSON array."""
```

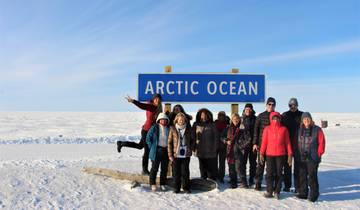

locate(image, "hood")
[[156, 112, 169, 123], [195, 108, 213, 123], [270, 112, 281, 126]]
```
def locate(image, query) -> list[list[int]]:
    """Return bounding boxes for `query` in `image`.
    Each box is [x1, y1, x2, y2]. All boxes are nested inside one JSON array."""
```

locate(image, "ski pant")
[[298, 161, 320, 201], [235, 148, 257, 184], [265, 155, 286, 194], [173, 157, 191, 191], [284, 157, 300, 191], [217, 143, 227, 181], [120, 129, 150, 172], [198, 157, 218, 180], [255, 152, 265, 185], [149, 146, 169, 185], [248, 148, 257, 183], [228, 163, 238, 187]]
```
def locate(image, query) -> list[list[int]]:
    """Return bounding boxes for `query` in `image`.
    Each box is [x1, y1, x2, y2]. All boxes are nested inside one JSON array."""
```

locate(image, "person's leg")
[[308, 161, 320, 202], [141, 130, 150, 174], [173, 158, 181, 192], [255, 153, 265, 190], [265, 156, 275, 195], [159, 148, 169, 186], [182, 157, 191, 192], [238, 149, 248, 186], [149, 149, 161, 186], [218, 145, 226, 182], [297, 161, 309, 199], [293, 158, 300, 193], [283, 158, 292, 191], [208, 157, 218, 180], [198, 158, 207, 179], [249, 148, 257, 185], [228, 163, 237, 188], [275, 156, 286, 194]]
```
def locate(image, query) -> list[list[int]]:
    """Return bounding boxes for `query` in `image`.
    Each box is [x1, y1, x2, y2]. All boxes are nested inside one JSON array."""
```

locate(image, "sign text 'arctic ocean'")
[[138, 73, 265, 103]]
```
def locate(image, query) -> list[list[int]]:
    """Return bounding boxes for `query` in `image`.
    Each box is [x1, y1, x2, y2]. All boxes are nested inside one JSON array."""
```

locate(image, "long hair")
[[151, 94, 163, 120]]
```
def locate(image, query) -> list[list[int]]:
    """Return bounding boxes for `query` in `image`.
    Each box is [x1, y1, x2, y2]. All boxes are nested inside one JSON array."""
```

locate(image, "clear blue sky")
[[0, 0, 359, 113]]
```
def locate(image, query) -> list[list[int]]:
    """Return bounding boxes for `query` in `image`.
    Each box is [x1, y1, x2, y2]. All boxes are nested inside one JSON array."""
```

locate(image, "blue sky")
[[0, 0, 359, 113]]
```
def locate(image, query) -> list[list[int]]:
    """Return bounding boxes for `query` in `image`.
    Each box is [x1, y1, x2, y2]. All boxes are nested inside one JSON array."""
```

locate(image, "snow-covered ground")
[[0, 112, 359, 210]]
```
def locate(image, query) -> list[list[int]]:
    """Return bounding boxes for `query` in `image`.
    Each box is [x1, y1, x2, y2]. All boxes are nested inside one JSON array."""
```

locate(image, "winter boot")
[[263, 192, 273, 198], [151, 185, 157, 192], [116, 141, 123, 153], [255, 182, 262, 191], [274, 193, 280, 200], [160, 185, 167, 191]]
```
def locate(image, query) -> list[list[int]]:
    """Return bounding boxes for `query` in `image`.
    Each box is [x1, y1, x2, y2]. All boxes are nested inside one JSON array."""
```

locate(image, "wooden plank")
[[82, 167, 217, 191]]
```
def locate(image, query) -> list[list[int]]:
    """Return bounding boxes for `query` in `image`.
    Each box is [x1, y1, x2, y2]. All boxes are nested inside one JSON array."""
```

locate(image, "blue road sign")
[[138, 73, 265, 103]]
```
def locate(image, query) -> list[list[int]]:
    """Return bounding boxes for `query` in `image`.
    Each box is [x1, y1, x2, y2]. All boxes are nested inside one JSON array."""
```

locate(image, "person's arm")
[[253, 115, 261, 146], [259, 127, 268, 155], [133, 100, 157, 112], [146, 125, 155, 149], [317, 128, 326, 157], [167, 127, 174, 161], [284, 128, 293, 156]]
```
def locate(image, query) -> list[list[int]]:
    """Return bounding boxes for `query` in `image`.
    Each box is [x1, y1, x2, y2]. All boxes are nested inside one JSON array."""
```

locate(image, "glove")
[[260, 154, 265, 165], [287, 155, 292, 167]]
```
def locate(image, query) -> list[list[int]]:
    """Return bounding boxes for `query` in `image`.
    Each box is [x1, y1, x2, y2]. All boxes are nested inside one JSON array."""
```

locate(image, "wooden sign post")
[[231, 68, 239, 115], [164, 65, 173, 177]]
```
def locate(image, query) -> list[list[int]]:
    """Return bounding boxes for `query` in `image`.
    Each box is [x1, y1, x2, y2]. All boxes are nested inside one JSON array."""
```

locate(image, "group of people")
[[116, 94, 326, 202]]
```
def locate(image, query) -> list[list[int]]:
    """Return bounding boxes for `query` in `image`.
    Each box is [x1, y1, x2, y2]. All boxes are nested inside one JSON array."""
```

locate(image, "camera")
[[301, 151, 309, 162], [178, 146, 187, 158]]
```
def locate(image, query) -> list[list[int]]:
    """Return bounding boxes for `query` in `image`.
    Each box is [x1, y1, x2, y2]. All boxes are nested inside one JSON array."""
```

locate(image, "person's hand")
[[260, 154, 265, 165], [287, 155, 292, 167], [226, 139, 231, 145], [253, 145, 258, 152], [125, 95, 134, 103], [169, 156, 174, 162]]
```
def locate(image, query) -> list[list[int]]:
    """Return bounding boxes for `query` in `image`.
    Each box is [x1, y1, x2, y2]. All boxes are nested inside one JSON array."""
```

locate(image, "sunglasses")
[[267, 103, 275, 106], [289, 104, 297, 108]]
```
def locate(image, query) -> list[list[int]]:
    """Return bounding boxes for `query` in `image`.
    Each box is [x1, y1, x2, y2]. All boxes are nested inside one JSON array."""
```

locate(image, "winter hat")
[[288, 98, 298, 106], [244, 103, 253, 109], [301, 112, 312, 121], [266, 97, 276, 105], [218, 111, 226, 116], [156, 112, 169, 123]]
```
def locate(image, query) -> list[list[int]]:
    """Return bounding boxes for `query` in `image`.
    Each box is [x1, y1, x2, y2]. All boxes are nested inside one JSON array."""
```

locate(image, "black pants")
[[265, 156, 286, 194], [299, 161, 319, 201], [217, 143, 227, 181], [149, 147, 169, 185], [120, 129, 150, 172], [284, 158, 300, 191], [255, 153, 265, 185], [173, 157, 191, 191], [248, 149, 257, 183], [228, 163, 238, 187], [236, 149, 250, 184], [198, 157, 218, 180]]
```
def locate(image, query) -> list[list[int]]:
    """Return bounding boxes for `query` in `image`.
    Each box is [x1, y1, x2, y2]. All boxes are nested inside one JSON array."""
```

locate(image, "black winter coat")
[[253, 111, 271, 147], [242, 114, 256, 145], [282, 109, 303, 157]]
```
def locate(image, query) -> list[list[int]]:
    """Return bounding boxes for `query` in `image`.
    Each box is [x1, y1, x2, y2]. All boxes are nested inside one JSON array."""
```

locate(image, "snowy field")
[[0, 112, 359, 210]]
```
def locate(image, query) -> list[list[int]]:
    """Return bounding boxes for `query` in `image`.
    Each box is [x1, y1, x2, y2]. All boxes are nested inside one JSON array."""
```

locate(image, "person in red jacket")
[[260, 112, 293, 199], [117, 94, 163, 175], [296, 112, 325, 202]]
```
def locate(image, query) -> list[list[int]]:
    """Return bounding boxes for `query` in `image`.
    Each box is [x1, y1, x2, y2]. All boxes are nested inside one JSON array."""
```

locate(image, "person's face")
[[232, 116, 240, 126], [159, 119, 167, 126], [174, 106, 182, 114], [177, 116, 185, 126], [218, 114, 226, 122], [266, 102, 275, 112], [289, 104, 298, 112], [303, 117, 311, 128], [153, 97, 160, 106], [244, 107, 252, 116], [200, 112, 207, 122], [272, 116, 280, 123]]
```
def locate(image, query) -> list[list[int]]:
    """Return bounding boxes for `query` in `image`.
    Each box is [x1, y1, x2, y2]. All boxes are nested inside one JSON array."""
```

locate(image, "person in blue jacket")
[[146, 112, 170, 192]]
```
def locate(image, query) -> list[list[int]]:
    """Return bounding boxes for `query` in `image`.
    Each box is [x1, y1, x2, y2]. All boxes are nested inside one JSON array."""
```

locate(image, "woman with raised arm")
[[117, 94, 163, 175]]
